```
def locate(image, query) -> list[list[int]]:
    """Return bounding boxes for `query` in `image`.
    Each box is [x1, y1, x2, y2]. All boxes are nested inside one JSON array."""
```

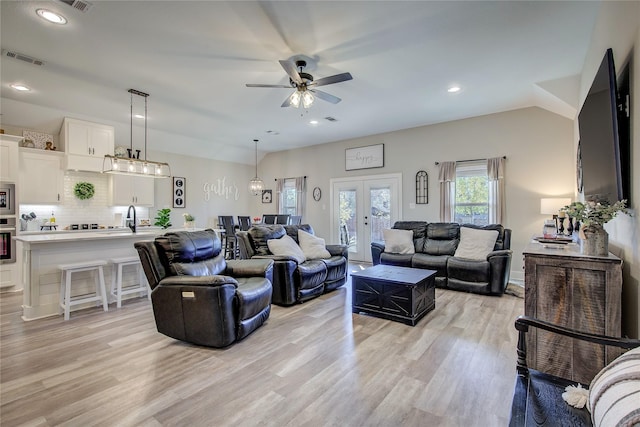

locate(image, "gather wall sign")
[[203, 176, 240, 201]]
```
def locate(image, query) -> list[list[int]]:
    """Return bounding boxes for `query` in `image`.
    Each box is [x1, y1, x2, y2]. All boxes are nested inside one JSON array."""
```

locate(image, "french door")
[[330, 173, 402, 262]]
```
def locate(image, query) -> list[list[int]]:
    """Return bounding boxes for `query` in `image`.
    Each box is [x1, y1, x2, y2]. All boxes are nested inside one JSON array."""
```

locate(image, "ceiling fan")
[[246, 59, 353, 108]]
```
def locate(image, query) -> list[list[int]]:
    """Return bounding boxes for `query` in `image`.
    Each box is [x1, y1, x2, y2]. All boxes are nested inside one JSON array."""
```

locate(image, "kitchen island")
[[15, 230, 163, 320]]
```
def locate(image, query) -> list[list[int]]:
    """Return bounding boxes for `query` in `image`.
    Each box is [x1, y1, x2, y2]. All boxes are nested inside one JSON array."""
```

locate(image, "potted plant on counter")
[[564, 199, 629, 256], [183, 213, 195, 229], [154, 208, 172, 229]]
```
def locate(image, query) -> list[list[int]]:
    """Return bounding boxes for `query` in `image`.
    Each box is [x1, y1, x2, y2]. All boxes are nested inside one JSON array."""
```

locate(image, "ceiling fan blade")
[[310, 72, 353, 87], [280, 95, 293, 108], [279, 60, 303, 85], [309, 89, 341, 104], [246, 84, 292, 88]]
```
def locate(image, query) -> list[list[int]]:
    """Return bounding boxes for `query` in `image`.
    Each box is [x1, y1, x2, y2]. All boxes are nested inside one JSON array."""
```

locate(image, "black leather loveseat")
[[236, 224, 348, 306], [371, 221, 512, 295], [135, 229, 274, 347]]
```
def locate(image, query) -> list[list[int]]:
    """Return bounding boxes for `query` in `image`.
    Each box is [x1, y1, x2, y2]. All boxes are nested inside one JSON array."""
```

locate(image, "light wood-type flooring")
[[1, 265, 523, 426]]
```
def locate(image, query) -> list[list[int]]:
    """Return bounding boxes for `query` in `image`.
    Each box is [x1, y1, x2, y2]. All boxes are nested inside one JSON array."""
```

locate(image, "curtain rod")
[[435, 156, 506, 166], [274, 176, 307, 181]]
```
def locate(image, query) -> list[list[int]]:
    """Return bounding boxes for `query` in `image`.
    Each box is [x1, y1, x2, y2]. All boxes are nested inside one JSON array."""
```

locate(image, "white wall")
[[579, 1, 639, 338], [259, 107, 575, 282]]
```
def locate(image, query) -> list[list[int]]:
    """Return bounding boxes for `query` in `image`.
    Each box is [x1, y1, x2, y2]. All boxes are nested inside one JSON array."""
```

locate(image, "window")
[[280, 178, 297, 215], [454, 162, 489, 225]]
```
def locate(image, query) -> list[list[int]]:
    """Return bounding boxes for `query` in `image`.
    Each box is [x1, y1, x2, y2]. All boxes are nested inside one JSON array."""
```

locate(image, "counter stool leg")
[[98, 266, 108, 312], [63, 271, 72, 321]]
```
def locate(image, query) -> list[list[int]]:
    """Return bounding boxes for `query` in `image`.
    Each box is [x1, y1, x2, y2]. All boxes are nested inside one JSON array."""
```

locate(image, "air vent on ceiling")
[[324, 116, 338, 122], [57, 0, 92, 13], [2, 50, 44, 66]]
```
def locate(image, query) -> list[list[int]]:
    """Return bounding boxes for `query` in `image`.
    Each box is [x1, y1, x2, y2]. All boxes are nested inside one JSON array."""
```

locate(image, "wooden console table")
[[523, 241, 622, 384]]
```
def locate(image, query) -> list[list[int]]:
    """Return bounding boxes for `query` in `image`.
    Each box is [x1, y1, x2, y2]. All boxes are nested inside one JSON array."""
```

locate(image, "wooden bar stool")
[[110, 256, 150, 308], [59, 260, 108, 321]]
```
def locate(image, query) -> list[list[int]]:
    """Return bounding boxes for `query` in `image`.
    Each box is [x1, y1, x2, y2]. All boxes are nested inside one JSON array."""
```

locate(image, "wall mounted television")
[[577, 48, 630, 204]]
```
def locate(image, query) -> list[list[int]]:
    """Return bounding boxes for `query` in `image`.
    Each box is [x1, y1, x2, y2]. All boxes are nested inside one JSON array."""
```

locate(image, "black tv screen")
[[577, 48, 623, 204]]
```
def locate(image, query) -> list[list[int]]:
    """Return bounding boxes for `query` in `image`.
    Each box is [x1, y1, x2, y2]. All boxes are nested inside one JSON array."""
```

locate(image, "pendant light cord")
[[254, 139, 258, 177]]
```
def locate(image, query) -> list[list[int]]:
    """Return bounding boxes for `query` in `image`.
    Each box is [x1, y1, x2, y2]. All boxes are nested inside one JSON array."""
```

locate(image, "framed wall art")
[[261, 189, 272, 204], [173, 176, 186, 208], [345, 144, 384, 171]]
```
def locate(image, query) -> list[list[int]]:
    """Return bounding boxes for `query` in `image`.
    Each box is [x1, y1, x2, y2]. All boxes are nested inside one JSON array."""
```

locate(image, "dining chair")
[[237, 216, 252, 231], [288, 215, 302, 225], [275, 214, 290, 225], [218, 216, 238, 259], [262, 214, 277, 225]]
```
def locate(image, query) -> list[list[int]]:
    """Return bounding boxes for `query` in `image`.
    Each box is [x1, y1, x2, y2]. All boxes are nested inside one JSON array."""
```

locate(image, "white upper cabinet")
[[109, 175, 154, 207], [61, 118, 114, 172], [19, 150, 64, 204], [0, 135, 20, 183]]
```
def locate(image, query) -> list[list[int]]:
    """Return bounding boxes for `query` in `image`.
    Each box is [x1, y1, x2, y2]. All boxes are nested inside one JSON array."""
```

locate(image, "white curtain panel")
[[487, 157, 506, 224], [438, 161, 456, 222]]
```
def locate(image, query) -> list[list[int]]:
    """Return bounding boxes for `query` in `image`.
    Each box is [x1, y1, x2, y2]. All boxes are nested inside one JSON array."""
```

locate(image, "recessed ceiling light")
[[36, 9, 67, 25], [447, 86, 461, 93], [134, 114, 145, 119], [309, 120, 319, 125], [10, 83, 31, 92]]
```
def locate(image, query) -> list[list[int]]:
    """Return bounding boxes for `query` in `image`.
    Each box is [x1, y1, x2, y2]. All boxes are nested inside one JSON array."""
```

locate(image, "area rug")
[[505, 283, 524, 299]]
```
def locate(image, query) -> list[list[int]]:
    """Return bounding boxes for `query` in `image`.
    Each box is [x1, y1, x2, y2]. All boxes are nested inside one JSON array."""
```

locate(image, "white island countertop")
[[15, 229, 163, 244]]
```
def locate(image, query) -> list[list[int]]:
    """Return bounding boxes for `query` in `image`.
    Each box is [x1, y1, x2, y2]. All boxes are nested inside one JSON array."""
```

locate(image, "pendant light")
[[103, 89, 171, 178], [248, 139, 264, 196]]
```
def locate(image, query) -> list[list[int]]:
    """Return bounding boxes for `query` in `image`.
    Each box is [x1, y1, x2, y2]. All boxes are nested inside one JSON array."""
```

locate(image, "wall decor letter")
[[345, 144, 384, 170]]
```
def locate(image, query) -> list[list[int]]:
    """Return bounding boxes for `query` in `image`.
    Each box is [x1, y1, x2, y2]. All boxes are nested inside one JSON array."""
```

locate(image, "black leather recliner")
[[236, 224, 348, 306], [134, 229, 274, 347]]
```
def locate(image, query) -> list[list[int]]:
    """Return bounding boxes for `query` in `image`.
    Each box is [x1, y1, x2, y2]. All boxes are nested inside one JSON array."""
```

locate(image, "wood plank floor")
[[1, 266, 523, 426]]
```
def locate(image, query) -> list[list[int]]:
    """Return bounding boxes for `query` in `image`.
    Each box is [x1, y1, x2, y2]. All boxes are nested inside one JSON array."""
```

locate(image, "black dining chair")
[[262, 214, 277, 225], [218, 216, 238, 259], [275, 214, 290, 225], [237, 216, 252, 231], [288, 215, 302, 225]]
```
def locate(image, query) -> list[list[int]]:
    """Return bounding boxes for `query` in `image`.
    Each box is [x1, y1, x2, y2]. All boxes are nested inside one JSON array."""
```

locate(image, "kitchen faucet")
[[126, 205, 136, 233]]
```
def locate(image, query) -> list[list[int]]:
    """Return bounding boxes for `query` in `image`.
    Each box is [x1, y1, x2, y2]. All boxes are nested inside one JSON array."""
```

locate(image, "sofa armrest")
[[158, 275, 238, 288], [486, 249, 512, 294], [326, 244, 348, 259], [371, 242, 385, 265], [226, 259, 274, 278]]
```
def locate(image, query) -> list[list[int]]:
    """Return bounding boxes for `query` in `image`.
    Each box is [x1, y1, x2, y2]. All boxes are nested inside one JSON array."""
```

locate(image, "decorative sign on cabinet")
[[19, 150, 64, 204], [523, 242, 622, 385], [61, 117, 115, 172]]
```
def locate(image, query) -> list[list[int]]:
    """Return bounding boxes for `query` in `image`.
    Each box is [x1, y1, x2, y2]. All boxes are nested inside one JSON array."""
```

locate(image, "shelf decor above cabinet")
[[102, 89, 171, 179]]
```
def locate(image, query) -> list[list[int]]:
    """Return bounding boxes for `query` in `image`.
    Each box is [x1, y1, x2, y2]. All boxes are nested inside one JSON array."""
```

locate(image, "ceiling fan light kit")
[[103, 89, 171, 178], [246, 58, 352, 108]]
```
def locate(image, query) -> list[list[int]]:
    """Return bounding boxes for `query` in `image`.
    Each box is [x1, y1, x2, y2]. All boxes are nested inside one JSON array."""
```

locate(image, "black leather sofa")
[[135, 229, 274, 347], [236, 224, 348, 305], [371, 221, 512, 295]]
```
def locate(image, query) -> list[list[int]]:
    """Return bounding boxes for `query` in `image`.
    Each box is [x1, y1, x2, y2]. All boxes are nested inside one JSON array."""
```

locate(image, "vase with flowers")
[[183, 213, 195, 230], [563, 200, 629, 256]]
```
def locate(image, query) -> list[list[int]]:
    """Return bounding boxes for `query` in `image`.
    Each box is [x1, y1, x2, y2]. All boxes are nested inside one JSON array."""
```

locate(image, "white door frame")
[[330, 173, 402, 262]]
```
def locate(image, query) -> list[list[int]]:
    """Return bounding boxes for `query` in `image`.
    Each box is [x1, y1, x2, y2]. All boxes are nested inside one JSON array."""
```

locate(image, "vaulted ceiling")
[[0, 1, 600, 164]]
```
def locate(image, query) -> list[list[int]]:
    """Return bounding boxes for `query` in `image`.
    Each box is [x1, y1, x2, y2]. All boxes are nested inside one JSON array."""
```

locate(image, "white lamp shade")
[[540, 198, 571, 215]]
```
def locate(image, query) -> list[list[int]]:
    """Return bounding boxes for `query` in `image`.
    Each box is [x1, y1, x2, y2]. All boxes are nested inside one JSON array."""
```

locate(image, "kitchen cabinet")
[[61, 117, 114, 172], [0, 135, 21, 183], [19, 150, 64, 204], [109, 174, 154, 206], [523, 242, 622, 385]]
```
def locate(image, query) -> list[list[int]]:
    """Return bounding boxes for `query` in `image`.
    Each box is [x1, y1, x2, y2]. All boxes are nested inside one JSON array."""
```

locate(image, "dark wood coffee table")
[[351, 264, 436, 326]]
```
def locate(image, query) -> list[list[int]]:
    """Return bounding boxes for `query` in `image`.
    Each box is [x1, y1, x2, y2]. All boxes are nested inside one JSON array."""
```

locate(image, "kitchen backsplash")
[[19, 171, 151, 231]]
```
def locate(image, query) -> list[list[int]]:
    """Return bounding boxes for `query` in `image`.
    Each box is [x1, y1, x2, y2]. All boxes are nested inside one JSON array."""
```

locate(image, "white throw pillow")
[[298, 230, 331, 259], [453, 227, 499, 260], [589, 346, 640, 427], [383, 229, 415, 254], [267, 235, 306, 263]]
